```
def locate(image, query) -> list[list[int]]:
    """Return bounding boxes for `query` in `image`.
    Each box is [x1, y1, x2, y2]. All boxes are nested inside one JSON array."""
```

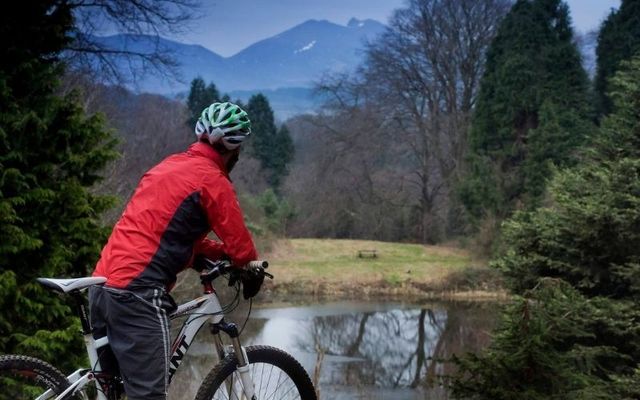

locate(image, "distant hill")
[[93, 18, 385, 95], [226, 87, 326, 121]]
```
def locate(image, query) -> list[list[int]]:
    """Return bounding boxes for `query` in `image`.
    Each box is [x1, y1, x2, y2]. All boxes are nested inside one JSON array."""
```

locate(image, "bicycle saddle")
[[37, 277, 107, 293]]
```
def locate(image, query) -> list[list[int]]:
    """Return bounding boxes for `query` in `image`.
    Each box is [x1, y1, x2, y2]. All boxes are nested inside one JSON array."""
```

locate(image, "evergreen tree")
[[186, 77, 220, 128], [450, 55, 640, 400], [270, 124, 294, 188], [451, 280, 640, 399], [595, 0, 640, 118], [0, 1, 118, 370], [458, 0, 591, 226], [246, 94, 294, 189]]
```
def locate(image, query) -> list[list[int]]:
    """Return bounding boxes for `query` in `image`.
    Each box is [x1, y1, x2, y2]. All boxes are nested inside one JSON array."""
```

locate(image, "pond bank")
[[262, 279, 507, 302], [259, 238, 506, 302]]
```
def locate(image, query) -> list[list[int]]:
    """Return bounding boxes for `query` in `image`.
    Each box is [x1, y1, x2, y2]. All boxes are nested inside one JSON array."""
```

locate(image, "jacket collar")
[[187, 142, 229, 177]]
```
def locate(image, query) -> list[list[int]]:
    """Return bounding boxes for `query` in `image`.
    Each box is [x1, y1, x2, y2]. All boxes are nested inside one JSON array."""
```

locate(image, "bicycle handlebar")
[[247, 260, 269, 269], [198, 259, 272, 287]]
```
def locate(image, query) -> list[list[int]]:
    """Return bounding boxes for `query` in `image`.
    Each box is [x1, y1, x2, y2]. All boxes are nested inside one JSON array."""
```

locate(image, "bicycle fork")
[[211, 320, 256, 400]]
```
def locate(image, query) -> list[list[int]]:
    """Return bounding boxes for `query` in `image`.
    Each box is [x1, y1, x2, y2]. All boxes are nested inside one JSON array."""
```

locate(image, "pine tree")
[[450, 280, 640, 399], [450, 54, 640, 400], [458, 0, 591, 226], [0, 1, 118, 370], [595, 0, 640, 118], [270, 124, 294, 188], [246, 94, 294, 189], [186, 77, 220, 128]]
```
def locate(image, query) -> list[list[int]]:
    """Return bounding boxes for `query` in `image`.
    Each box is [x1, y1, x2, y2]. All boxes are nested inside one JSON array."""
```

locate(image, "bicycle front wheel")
[[0, 354, 70, 400], [195, 345, 317, 400]]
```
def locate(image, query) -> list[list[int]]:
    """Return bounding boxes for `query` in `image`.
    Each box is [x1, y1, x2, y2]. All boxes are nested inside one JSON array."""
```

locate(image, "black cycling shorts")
[[89, 286, 175, 400]]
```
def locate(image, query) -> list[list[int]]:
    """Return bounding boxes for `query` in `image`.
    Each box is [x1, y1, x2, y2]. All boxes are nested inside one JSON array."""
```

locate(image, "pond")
[[168, 299, 500, 399]]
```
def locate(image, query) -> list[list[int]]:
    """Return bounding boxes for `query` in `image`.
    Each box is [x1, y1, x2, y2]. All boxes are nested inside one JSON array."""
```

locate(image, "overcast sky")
[[170, 0, 620, 57]]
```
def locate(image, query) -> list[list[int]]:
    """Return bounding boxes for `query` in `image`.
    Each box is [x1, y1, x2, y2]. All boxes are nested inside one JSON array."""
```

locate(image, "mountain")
[[91, 18, 385, 94], [227, 18, 384, 90]]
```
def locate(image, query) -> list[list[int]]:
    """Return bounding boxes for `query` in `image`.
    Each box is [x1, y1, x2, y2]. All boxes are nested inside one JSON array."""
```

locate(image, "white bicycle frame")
[[35, 289, 256, 400]]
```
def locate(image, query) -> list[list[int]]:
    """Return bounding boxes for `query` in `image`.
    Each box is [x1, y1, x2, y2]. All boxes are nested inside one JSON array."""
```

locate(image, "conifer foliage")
[[459, 0, 591, 225], [0, 1, 117, 369], [186, 77, 221, 129], [595, 0, 640, 118], [450, 55, 640, 400], [246, 94, 294, 189]]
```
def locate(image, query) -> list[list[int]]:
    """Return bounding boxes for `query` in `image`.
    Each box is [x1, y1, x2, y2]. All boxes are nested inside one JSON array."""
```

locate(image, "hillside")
[[90, 18, 385, 94]]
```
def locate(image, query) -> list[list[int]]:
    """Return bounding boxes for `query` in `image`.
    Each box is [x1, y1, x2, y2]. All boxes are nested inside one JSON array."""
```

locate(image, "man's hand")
[[241, 267, 265, 299]]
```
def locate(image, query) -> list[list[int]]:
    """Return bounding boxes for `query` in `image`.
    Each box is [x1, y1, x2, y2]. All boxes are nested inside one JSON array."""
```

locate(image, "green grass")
[[265, 238, 479, 286]]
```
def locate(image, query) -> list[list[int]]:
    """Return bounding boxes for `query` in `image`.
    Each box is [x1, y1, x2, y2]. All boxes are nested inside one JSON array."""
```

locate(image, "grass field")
[[262, 238, 503, 299]]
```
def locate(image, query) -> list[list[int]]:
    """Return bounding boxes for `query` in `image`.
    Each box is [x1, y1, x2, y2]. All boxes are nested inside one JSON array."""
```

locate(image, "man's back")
[[94, 142, 256, 291]]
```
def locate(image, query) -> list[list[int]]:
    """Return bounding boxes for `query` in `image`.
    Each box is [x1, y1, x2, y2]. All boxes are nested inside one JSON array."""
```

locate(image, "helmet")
[[194, 102, 251, 150]]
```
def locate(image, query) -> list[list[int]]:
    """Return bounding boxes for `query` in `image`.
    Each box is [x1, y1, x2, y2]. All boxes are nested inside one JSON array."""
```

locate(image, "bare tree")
[[284, 85, 414, 241], [361, 0, 510, 242], [62, 0, 199, 87]]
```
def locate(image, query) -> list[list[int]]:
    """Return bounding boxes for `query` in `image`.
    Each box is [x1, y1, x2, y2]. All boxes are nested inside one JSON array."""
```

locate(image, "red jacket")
[[93, 142, 258, 291]]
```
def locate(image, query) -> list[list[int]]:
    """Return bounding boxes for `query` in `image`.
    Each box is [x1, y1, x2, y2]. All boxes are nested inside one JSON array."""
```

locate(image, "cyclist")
[[89, 102, 264, 400]]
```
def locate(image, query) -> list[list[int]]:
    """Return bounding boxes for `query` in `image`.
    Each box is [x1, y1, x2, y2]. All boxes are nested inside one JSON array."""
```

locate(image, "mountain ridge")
[[92, 18, 386, 94]]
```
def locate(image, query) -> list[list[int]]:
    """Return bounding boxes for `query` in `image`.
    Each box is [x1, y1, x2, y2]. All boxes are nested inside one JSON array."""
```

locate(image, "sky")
[[170, 0, 620, 57]]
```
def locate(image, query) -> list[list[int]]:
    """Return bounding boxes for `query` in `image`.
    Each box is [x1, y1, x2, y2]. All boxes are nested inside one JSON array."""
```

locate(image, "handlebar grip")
[[247, 260, 269, 269]]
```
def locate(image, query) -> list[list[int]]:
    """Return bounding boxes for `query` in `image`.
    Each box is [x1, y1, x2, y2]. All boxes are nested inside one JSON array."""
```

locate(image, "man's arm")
[[200, 176, 258, 267], [194, 237, 226, 259]]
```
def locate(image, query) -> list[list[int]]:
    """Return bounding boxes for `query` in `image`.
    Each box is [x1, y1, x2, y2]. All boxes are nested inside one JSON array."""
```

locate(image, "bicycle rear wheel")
[[195, 345, 317, 400], [0, 354, 70, 400]]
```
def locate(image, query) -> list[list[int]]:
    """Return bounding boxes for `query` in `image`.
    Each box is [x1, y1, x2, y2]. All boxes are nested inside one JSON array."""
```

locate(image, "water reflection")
[[168, 300, 498, 400]]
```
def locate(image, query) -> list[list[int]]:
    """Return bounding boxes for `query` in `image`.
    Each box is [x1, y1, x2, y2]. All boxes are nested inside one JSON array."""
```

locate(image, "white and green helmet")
[[195, 102, 252, 150]]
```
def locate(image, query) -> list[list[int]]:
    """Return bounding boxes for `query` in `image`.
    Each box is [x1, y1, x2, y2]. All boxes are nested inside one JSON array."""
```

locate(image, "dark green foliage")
[[246, 94, 294, 189], [186, 77, 220, 128], [450, 280, 640, 400], [450, 55, 640, 400], [0, 0, 118, 371], [459, 0, 591, 225], [256, 189, 295, 235], [595, 0, 640, 118], [271, 124, 295, 188], [495, 55, 640, 299]]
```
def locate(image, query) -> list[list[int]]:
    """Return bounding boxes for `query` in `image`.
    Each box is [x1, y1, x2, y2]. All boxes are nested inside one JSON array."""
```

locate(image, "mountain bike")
[[0, 259, 317, 400]]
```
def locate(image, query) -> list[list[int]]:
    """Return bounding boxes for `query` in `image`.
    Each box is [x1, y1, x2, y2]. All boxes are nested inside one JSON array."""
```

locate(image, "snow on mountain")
[[91, 18, 386, 94]]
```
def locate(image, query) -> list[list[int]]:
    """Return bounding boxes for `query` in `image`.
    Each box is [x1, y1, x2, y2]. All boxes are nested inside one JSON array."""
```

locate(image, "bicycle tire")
[[0, 354, 71, 400], [194, 345, 317, 400]]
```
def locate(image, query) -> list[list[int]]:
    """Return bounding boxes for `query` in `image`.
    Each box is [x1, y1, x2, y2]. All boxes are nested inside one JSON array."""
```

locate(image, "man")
[[89, 102, 262, 400]]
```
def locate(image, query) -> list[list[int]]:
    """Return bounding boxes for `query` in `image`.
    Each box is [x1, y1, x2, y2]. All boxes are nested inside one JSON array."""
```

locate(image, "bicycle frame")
[[36, 289, 249, 400]]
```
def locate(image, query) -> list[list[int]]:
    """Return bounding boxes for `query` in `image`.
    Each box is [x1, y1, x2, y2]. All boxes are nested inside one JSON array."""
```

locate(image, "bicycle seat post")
[[70, 290, 91, 335]]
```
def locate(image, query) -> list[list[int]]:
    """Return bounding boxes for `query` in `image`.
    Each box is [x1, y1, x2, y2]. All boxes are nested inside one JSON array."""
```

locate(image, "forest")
[[1, 0, 640, 398]]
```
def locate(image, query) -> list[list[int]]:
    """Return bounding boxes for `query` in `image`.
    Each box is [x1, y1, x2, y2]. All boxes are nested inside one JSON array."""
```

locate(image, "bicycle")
[[0, 259, 317, 400]]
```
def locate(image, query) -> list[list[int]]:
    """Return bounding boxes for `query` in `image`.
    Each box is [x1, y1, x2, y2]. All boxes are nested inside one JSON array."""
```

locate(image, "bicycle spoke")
[[207, 358, 307, 400], [264, 369, 284, 400]]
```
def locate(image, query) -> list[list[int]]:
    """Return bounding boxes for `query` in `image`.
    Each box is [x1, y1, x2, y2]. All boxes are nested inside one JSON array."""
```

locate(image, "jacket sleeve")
[[193, 238, 226, 260], [200, 175, 258, 267]]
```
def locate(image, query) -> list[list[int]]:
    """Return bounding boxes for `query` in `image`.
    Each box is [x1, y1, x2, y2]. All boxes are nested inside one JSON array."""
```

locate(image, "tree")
[[594, 0, 640, 118], [494, 55, 640, 299], [459, 0, 592, 228], [0, 0, 118, 371], [450, 54, 640, 400], [65, 0, 199, 86], [283, 103, 413, 241], [451, 280, 640, 399], [360, 0, 510, 242], [186, 77, 221, 129], [271, 124, 294, 188], [246, 94, 294, 189]]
